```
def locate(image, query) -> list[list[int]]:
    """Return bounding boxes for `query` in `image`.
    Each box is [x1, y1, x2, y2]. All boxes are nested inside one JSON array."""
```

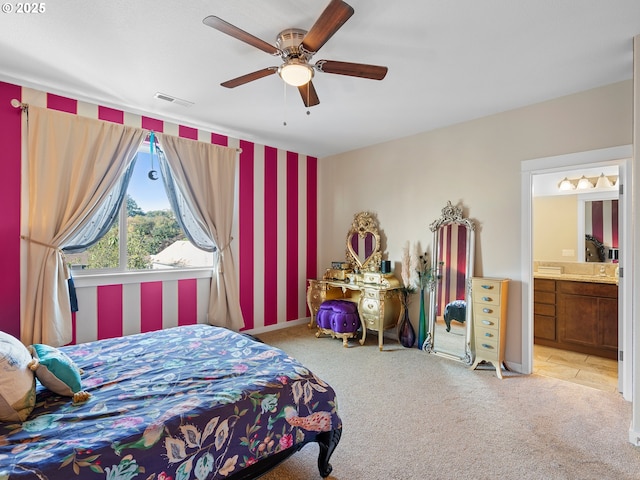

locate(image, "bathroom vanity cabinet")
[[534, 278, 618, 360]]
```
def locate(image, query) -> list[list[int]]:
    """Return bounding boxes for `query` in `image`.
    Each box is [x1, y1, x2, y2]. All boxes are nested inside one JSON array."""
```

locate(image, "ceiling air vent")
[[153, 92, 194, 108]]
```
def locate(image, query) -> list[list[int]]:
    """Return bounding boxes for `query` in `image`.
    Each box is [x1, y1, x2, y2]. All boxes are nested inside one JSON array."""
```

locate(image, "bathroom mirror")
[[423, 201, 475, 363], [531, 167, 619, 263], [581, 196, 619, 262], [346, 211, 382, 272]]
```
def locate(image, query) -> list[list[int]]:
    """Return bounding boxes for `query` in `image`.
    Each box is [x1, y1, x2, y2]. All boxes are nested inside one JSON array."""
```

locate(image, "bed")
[[0, 324, 342, 479]]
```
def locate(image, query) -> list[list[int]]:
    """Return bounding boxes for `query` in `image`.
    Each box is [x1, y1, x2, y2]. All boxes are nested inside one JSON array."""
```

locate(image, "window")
[[65, 148, 214, 272]]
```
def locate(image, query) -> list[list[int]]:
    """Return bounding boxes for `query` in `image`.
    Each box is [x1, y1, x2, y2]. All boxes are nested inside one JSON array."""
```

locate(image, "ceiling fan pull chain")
[[283, 81, 287, 126]]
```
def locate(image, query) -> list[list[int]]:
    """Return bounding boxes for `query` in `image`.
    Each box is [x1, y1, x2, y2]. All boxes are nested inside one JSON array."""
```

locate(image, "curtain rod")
[[10, 99, 242, 153], [10, 98, 28, 111]]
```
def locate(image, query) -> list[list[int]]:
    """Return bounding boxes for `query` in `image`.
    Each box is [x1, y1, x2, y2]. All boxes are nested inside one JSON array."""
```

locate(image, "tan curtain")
[[23, 106, 147, 346], [158, 134, 244, 331]]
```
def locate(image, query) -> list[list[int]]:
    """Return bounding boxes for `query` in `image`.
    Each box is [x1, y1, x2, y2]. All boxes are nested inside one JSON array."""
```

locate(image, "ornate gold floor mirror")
[[423, 201, 476, 363]]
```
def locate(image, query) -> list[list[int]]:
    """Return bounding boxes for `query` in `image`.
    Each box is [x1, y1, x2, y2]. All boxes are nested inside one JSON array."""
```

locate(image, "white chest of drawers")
[[470, 277, 509, 379]]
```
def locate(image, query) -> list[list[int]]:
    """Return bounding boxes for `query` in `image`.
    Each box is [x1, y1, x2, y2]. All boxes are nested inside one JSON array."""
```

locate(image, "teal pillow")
[[28, 344, 90, 403]]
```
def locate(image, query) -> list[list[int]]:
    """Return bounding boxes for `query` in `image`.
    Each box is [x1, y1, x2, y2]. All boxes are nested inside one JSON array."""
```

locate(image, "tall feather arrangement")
[[411, 243, 422, 289], [400, 242, 413, 291], [415, 248, 433, 290], [400, 242, 418, 305]]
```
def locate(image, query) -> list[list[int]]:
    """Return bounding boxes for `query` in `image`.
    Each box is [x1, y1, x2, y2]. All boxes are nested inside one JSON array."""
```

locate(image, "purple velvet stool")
[[315, 299, 361, 347]]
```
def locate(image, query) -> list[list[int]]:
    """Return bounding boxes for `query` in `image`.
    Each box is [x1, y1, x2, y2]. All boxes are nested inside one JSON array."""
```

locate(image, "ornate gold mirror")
[[346, 211, 382, 272], [423, 201, 475, 363]]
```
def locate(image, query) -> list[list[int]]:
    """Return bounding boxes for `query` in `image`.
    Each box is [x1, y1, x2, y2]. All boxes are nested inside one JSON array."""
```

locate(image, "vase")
[[417, 288, 426, 349], [398, 307, 416, 348]]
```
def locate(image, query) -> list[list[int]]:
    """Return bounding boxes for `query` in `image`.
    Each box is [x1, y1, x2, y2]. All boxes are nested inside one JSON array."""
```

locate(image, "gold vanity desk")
[[307, 272, 403, 351]]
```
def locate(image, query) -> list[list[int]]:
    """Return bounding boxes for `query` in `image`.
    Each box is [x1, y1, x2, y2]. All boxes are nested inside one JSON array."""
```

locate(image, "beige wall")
[[318, 79, 632, 367], [533, 196, 578, 261]]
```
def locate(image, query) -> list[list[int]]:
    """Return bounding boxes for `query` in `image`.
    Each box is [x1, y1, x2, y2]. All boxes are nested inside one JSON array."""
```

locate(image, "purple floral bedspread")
[[0, 324, 341, 479]]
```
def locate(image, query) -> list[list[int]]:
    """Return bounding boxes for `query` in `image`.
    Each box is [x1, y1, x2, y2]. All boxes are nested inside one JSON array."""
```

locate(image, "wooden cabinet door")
[[600, 296, 618, 351], [558, 293, 599, 347], [556, 281, 618, 359]]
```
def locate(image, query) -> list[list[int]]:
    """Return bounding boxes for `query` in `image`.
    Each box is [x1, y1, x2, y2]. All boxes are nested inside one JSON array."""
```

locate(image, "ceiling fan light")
[[279, 61, 314, 87]]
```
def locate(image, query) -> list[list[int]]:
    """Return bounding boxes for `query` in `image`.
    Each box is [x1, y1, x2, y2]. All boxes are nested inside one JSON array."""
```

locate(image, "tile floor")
[[533, 344, 618, 393]]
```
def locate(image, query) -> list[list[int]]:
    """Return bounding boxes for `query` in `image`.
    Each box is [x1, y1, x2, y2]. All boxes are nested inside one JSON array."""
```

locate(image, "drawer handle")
[[484, 332, 493, 337], [481, 285, 493, 289], [481, 320, 494, 326], [482, 308, 492, 314], [482, 296, 492, 302], [482, 343, 494, 349]]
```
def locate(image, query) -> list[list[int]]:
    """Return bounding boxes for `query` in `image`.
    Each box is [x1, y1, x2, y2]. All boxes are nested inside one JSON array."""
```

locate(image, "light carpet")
[[257, 323, 640, 480]]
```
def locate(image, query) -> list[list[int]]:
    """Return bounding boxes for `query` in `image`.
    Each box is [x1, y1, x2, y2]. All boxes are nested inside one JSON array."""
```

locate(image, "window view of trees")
[[77, 196, 186, 270], [66, 151, 214, 272]]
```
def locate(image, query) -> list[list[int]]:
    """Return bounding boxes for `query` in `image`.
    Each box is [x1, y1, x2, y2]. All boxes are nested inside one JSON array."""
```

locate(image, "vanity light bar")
[[557, 174, 618, 191]]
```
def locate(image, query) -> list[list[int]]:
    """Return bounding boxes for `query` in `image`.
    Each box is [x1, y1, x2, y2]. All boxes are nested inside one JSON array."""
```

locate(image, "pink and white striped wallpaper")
[[350, 232, 375, 261], [0, 82, 21, 341], [71, 273, 211, 345], [585, 199, 619, 249], [436, 223, 468, 316], [0, 81, 318, 344]]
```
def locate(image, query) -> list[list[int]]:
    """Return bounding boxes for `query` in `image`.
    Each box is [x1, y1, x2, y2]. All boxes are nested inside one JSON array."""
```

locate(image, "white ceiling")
[[1, 1, 639, 158]]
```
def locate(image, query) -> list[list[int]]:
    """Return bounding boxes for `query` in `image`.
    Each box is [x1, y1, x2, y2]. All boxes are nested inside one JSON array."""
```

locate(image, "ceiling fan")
[[203, 0, 388, 107]]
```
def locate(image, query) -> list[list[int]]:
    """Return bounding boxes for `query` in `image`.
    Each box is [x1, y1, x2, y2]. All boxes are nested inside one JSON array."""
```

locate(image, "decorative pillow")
[[0, 331, 36, 422], [28, 344, 90, 404]]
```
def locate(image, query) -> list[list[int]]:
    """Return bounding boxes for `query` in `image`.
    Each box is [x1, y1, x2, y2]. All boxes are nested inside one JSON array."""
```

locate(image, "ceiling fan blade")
[[315, 60, 388, 80], [301, 0, 354, 54], [203, 16, 280, 55], [221, 67, 277, 88], [298, 81, 320, 107]]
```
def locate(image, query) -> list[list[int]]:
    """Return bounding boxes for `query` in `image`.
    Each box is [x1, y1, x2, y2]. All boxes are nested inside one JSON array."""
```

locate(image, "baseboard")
[[504, 361, 524, 375], [245, 317, 310, 335], [629, 424, 640, 446]]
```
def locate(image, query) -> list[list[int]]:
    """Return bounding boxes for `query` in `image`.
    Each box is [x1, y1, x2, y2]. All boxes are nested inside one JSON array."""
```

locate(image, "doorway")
[[521, 145, 633, 401]]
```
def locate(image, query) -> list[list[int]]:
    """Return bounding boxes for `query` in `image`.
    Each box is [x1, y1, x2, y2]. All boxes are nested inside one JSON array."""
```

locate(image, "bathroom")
[[532, 165, 620, 390]]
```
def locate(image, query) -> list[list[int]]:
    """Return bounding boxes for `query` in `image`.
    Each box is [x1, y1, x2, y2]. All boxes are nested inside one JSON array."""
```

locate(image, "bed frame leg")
[[316, 428, 342, 478]]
